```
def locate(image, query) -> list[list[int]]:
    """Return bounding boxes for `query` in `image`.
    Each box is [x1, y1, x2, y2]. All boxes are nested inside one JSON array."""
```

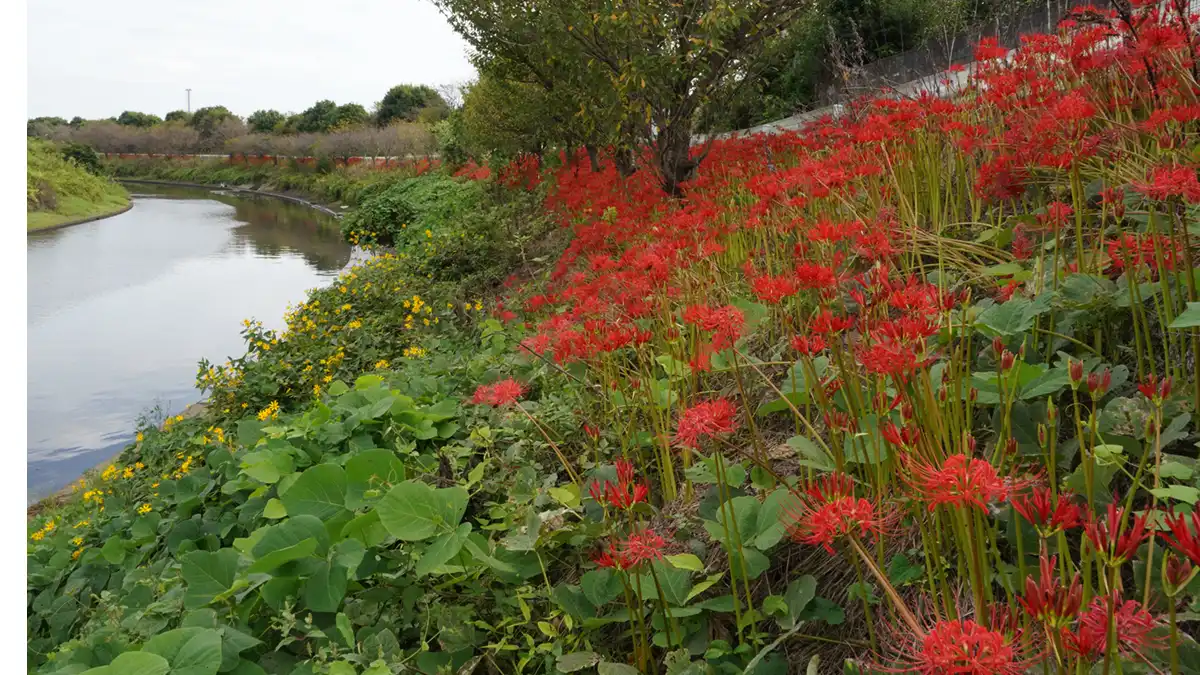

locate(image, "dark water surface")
[[27, 184, 351, 501]]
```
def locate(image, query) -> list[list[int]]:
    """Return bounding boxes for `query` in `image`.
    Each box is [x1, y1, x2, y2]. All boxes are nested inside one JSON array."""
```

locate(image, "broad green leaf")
[[785, 435, 835, 472], [304, 562, 348, 612], [263, 498, 287, 519], [887, 553, 924, 586], [101, 537, 126, 565], [181, 549, 239, 609], [556, 651, 600, 672], [975, 295, 1051, 338], [754, 488, 793, 550], [280, 463, 347, 521], [762, 595, 789, 617], [581, 569, 623, 607], [1150, 485, 1200, 505], [247, 537, 317, 575], [144, 628, 223, 675], [599, 664, 640, 675], [376, 481, 442, 541], [251, 515, 330, 560], [345, 449, 406, 509], [239, 449, 292, 484], [341, 510, 389, 547], [648, 562, 692, 606], [665, 553, 704, 572], [415, 523, 472, 576], [81, 651, 171, 675], [1169, 302, 1200, 329]]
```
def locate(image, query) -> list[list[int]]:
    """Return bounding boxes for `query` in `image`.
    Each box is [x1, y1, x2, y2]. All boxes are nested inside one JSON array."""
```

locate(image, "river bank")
[[27, 139, 130, 233]]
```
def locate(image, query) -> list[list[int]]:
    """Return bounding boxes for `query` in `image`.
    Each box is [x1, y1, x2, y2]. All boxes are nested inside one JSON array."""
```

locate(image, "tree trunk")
[[614, 146, 637, 178], [655, 121, 697, 198], [585, 144, 601, 173]]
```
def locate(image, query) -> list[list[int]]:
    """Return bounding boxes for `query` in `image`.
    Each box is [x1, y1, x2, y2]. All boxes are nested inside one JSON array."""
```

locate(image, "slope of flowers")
[[497, 4, 1200, 671]]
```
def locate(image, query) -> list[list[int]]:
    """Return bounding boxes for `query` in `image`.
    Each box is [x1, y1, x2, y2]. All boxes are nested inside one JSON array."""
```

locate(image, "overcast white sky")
[[27, 0, 478, 120]]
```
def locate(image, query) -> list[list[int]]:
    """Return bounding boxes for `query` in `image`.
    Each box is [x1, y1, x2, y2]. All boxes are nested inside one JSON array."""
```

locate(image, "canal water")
[[27, 184, 352, 501]]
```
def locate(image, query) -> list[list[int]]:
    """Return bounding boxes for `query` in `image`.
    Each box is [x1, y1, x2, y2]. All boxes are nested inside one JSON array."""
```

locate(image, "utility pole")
[[186, 88, 192, 113]]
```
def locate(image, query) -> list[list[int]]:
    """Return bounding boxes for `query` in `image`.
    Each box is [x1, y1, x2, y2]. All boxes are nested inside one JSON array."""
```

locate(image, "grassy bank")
[[27, 140, 129, 232], [26, 12, 1200, 675]]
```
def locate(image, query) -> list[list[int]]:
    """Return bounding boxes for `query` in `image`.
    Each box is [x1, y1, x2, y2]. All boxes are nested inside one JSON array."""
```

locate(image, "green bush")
[[60, 143, 104, 176]]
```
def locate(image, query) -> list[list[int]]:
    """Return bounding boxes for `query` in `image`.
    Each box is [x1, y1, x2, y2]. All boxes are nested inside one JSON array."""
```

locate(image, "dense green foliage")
[[26, 139, 128, 231], [117, 111, 164, 128], [376, 85, 449, 127], [248, 110, 287, 134]]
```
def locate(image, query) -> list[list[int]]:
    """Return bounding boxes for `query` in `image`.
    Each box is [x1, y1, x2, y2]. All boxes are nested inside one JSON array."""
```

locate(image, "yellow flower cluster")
[[374, 360, 390, 370], [137, 503, 153, 515], [30, 519, 55, 542], [82, 489, 106, 509], [162, 414, 185, 430], [256, 400, 281, 422], [402, 346, 427, 358], [169, 452, 197, 480]]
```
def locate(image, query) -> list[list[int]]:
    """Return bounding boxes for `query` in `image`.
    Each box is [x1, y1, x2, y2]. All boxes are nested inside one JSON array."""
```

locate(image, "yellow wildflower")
[[72, 549, 82, 560], [72, 537, 83, 546], [136, 432, 144, 443], [137, 504, 152, 515]]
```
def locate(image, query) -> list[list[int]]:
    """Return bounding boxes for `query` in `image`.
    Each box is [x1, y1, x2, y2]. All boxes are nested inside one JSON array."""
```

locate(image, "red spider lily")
[[857, 337, 924, 377], [748, 272, 800, 304], [1065, 590, 1164, 661], [620, 529, 666, 567], [1159, 507, 1200, 566], [588, 459, 650, 510], [1020, 555, 1082, 629], [790, 334, 826, 355], [782, 473, 891, 554], [1137, 373, 1172, 404], [881, 618, 1031, 675], [881, 421, 922, 448], [808, 309, 854, 335], [593, 542, 635, 570], [471, 378, 525, 407], [903, 453, 1019, 512], [682, 304, 745, 350], [1083, 499, 1153, 566], [1011, 486, 1082, 536], [1135, 164, 1200, 202], [674, 398, 739, 448]]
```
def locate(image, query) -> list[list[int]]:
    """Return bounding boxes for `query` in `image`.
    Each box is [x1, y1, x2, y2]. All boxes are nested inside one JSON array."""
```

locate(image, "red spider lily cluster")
[[782, 473, 891, 553], [588, 459, 650, 510], [477, 4, 1200, 671], [470, 378, 525, 406]]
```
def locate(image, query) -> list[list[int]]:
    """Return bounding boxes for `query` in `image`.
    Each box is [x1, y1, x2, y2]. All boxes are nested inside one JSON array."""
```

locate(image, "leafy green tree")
[[335, 103, 370, 129], [247, 109, 286, 133], [68, 116, 85, 128], [297, 100, 340, 133], [164, 110, 192, 123], [459, 75, 552, 161], [437, 0, 812, 195], [376, 84, 448, 126], [116, 111, 162, 127], [190, 106, 236, 138], [27, 117, 67, 136]]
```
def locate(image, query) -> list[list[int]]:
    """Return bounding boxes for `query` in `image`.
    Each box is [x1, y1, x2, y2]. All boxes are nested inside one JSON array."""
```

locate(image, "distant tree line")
[[27, 84, 455, 157]]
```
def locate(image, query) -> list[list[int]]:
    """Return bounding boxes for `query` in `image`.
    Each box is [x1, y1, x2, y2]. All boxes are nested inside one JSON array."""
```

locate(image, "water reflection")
[[27, 185, 351, 501]]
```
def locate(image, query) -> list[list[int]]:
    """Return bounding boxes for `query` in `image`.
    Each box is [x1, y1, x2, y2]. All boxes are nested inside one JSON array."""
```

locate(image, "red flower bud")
[[1000, 350, 1016, 371], [1166, 554, 1194, 590], [1006, 437, 1018, 456], [992, 336, 1005, 357], [1087, 369, 1112, 398], [1069, 359, 1084, 387]]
